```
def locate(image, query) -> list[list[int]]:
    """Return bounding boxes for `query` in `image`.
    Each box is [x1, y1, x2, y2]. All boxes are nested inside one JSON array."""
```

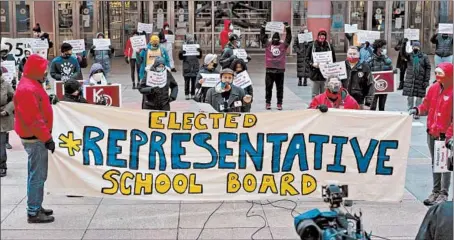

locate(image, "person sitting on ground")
[[309, 75, 360, 111]]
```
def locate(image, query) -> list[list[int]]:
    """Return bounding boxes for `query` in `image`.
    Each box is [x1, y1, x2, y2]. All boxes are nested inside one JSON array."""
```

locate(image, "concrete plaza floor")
[[1, 55, 451, 239]]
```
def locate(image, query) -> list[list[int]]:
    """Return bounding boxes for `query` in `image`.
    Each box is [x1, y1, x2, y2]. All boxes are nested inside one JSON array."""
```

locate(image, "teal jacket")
[[138, 43, 170, 80]]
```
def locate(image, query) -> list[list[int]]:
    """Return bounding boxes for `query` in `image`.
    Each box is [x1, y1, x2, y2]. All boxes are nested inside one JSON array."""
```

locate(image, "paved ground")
[[1, 55, 451, 240]]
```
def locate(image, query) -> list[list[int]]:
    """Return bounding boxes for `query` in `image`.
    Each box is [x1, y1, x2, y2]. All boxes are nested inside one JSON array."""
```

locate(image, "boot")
[[397, 81, 403, 90], [171, 68, 177, 73], [41, 208, 53, 216], [303, 78, 308, 86], [28, 211, 55, 223], [0, 169, 6, 177], [298, 78, 302, 86], [132, 82, 136, 89], [185, 95, 190, 100], [423, 192, 440, 206], [5, 133, 11, 149]]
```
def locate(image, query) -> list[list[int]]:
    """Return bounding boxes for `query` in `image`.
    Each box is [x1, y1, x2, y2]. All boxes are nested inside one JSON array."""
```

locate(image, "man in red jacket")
[[410, 62, 453, 206], [14, 54, 56, 223], [309, 76, 360, 111], [220, 19, 232, 51]]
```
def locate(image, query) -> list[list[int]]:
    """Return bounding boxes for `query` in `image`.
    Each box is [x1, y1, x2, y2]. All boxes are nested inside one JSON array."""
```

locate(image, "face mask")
[[381, 49, 387, 56], [165, 27, 169, 31], [156, 66, 165, 72], [229, 25, 233, 30], [413, 48, 419, 53], [92, 72, 105, 84], [442, 34, 449, 39], [303, 29, 308, 33], [215, 81, 230, 93], [236, 41, 241, 48], [347, 57, 359, 63], [318, 35, 326, 42], [327, 79, 341, 93]]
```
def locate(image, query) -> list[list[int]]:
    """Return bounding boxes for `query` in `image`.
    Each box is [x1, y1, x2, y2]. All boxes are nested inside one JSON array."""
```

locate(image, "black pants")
[[399, 65, 407, 85], [265, 72, 285, 104], [184, 76, 196, 96], [370, 94, 388, 111], [0, 132, 7, 169], [130, 58, 140, 83]]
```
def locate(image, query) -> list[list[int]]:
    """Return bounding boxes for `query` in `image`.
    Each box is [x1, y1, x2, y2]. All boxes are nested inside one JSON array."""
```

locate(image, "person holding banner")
[[0, 67, 14, 177], [309, 75, 360, 110], [138, 57, 178, 111], [90, 32, 115, 76], [137, 35, 170, 81], [231, 58, 253, 112], [159, 23, 177, 73], [194, 54, 219, 103], [430, 31, 453, 67], [367, 39, 393, 111], [50, 43, 81, 82], [178, 34, 202, 100], [293, 25, 311, 86], [124, 31, 141, 89]]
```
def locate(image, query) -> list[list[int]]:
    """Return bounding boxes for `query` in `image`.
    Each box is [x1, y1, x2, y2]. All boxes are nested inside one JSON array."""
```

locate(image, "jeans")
[[130, 58, 140, 83], [370, 94, 388, 111], [311, 81, 325, 98], [184, 76, 196, 96], [407, 96, 423, 110], [265, 72, 284, 104], [434, 55, 453, 67], [428, 134, 451, 195], [0, 132, 7, 169], [23, 141, 49, 216]]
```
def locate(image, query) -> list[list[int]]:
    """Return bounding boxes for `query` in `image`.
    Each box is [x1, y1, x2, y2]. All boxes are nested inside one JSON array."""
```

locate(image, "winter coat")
[[292, 36, 310, 78], [14, 55, 53, 143], [220, 20, 232, 51], [0, 77, 14, 132], [18, 57, 27, 80], [394, 38, 408, 69], [178, 44, 202, 78], [230, 59, 253, 112], [306, 40, 337, 81], [309, 89, 360, 110], [138, 43, 170, 80], [83, 63, 110, 85], [359, 46, 373, 64], [205, 84, 249, 112], [195, 65, 220, 103], [431, 34, 454, 58], [139, 69, 178, 111], [260, 26, 292, 73], [50, 55, 81, 81], [343, 61, 375, 106], [417, 82, 453, 138], [91, 32, 114, 74], [400, 50, 431, 98], [416, 201, 453, 240], [220, 42, 237, 69], [367, 53, 393, 72]]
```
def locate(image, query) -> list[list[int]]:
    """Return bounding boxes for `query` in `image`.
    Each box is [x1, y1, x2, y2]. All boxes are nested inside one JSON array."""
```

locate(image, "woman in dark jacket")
[[178, 34, 202, 100], [367, 39, 393, 111], [400, 39, 431, 115], [394, 38, 408, 90], [231, 58, 253, 112], [194, 54, 219, 102], [293, 25, 311, 86], [18, 49, 32, 80]]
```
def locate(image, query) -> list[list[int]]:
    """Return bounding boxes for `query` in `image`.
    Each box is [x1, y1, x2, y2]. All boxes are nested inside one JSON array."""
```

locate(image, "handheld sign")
[[0, 38, 33, 64], [233, 29, 241, 36], [138, 22, 153, 33], [438, 23, 453, 34], [2, 61, 16, 83], [356, 30, 381, 43], [146, 70, 167, 88], [63, 39, 85, 53], [130, 35, 147, 50], [200, 73, 220, 88], [233, 49, 248, 62], [30, 38, 49, 49], [312, 51, 333, 64], [233, 71, 252, 89], [372, 71, 395, 94], [298, 33, 313, 43], [165, 35, 175, 43], [93, 39, 111, 51], [434, 140, 451, 173], [182, 44, 200, 56], [265, 22, 285, 33], [320, 61, 347, 80], [344, 24, 358, 34], [404, 29, 420, 41]]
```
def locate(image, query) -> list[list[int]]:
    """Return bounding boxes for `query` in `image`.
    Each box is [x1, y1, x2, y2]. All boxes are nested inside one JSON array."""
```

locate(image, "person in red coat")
[[410, 62, 453, 206], [309, 76, 360, 111], [14, 54, 57, 224], [220, 19, 232, 51], [124, 31, 141, 89]]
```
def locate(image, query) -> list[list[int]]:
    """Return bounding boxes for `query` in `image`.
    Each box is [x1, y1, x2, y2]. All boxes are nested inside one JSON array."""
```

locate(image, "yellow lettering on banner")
[[227, 172, 241, 193], [182, 113, 195, 130], [258, 174, 278, 194], [280, 173, 299, 196], [225, 113, 240, 129], [134, 173, 153, 195], [243, 174, 257, 192], [149, 112, 167, 129], [102, 169, 120, 195], [173, 174, 188, 194], [209, 113, 224, 129], [188, 174, 203, 194], [243, 114, 257, 128], [301, 174, 317, 195], [168, 112, 181, 130], [155, 173, 171, 194], [120, 171, 134, 195], [194, 113, 208, 130]]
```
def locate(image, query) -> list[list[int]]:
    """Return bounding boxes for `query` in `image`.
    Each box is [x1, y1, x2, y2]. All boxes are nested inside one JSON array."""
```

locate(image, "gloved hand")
[[284, 22, 289, 27], [45, 138, 55, 153], [247, 55, 252, 62], [91, 45, 96, 50], [142, 31, 147, 35], [124, 57, 129, 64], [423, 82, 429, 88], [446, 138, 454, 149], [49, 94, 59, 105], [182, 50, 187, 55], [197, 48, 201, 52], [317, 104, 328, 113], [408, 108, 418, 116]]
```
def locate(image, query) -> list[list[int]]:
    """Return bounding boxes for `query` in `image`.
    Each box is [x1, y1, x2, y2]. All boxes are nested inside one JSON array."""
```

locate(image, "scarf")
[[412, 53, 421, 75]]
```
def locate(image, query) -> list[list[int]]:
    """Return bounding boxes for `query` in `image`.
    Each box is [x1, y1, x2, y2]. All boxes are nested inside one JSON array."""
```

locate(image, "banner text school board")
[[48, 104, 411, 202]]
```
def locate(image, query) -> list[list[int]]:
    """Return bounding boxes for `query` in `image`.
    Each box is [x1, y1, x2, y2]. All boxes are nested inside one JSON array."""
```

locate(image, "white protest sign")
[[344, 24, 358, 34], [146, 70, 167, 88], [438, 23, 453, 34], [404, 29, 420, 41], [356, 30, 381, 43], [320, 61, 348, 80], [233, 29, 241, 36], [298, 33, 313, 43], [265, 22, 285, 33], [93, 39, 111, 51], [434, 140, 451, 173], [200, 73, 220, 88], [30, 38, 49, 49], [165, 35, 175, 43], [130, 35, 147, 50], [233, 49, 248, 63], [312, 51, 333, 64], [0, 38, 33, 64], [138, 22, 153, 33], [233, 71, 252, 89], [1, 61, 16, 83], [63, 39, 85, 53], [32, 48, 48, 59], [182, 44, 200, 56]]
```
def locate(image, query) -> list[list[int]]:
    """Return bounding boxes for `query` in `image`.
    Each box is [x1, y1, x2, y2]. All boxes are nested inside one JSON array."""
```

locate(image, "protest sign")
[[438, 23, 453, 34], [344, 24, 358, 33], [233, 49, 248, 62], [32, 48, 48, 59], [233, 71, 252, 89], [404, 29, 420, 40], [200, 73, 220, 87], [320, 61, 347, 80], [130, 35, 147, 50], [312, 51, 333, 64], [138, 22, 153, 33], [146, 70, 167, 88], [30, 38, 49, 49], [1, 61, 16, 83], [265, 22, 285, 33], [93, 39, 111, 51], [233, 29, 241, 36], [298, 33, 313, 43], [83, 84, 122, 107], [165, 35, 175, 43], [356, 30, 381, 43], [63, 39, 85, 53], [372, 71, 395, 94], [0, 38, 33, 64], [54, 80, 85, 100], [182, 44, 200, 56], [48, 104, 412, 201], [434, 141, 451, 173]]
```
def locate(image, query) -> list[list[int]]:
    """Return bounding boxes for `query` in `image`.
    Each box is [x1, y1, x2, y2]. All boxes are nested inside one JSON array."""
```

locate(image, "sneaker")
[[185, 95, 190, 100], [434, 193, 448, 204], [265, 103, 271, 110], [28, 211, 55, 223], [5, 143, 12, 149], [414, 115, 420, 120], [277, 104, 283, 111], [0, 169, 6, 177], [423, 192, 440, 206], [41, 208, 53, 216], [191, 95, 195, 99]]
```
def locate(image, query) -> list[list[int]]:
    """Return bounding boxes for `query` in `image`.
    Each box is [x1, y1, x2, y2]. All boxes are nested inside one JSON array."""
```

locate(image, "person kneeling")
[[138, 57, 178, 111], [309, 76, 360, 111]]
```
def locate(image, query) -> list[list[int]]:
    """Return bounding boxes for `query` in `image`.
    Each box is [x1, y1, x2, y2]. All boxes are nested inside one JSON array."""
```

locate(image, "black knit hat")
[[61, 43, 73, 53], [64, 80, 81, 95]]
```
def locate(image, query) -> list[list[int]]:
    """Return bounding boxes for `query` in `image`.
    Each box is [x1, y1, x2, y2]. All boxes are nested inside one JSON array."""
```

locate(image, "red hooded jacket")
[[310, 89, 360, 110], [417, 62, 453, 138], [14, 54, 53, 143], [220, 20, 232, 51], [124, 38, 133, 57]]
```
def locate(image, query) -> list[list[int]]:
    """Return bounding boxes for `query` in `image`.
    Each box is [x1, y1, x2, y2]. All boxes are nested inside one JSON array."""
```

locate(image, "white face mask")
[[381, 49, 387, 56], [165, 27, 169, 31], [229, 25, 234, 30], [91, 72, 104, 84]]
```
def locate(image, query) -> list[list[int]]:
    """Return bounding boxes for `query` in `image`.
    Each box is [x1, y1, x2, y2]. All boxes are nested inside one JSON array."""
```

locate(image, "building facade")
[[1, 0, 453, 57]]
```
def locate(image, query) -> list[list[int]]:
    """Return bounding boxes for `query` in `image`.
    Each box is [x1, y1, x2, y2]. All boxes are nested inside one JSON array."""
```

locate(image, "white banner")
[[265, 22, 285, 33], [130, 35, 147, 50], [182, 44, 200, 56], [298, 33, 313, 43], [146, 70, 167, 88], [344, 24, 358, 34], [200, 73, 220, 88], [93, 39, 111, 51], [0, 38, 33, 64], [356, 30, 381, 43], [165, 35, 175, 43], [63, 39, 85, 53], [320, 61, 348, 80], [1, 61, 16, 83], [434, 140, 451, 173], [233, 71, 252, 89], [47, 104, 412, 201], [138, 22, 153, 33], [30, 38, 49, 49], [233, 49, 248, 62], [438, 23, 453, 34], [404, 29, 420, 41], [312, 51, 333, 64]]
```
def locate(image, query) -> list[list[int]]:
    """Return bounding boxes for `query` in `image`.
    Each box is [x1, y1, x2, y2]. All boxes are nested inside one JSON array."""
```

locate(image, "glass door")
[[349, 1, 368, 47], [371, 1, 387, 40], [1, 1, 12, 38], [78, 1, 95, 49], [330, 1, 348, 53], [194, 1, 212, 52], [55, 1, 76, 47], [14, 1, 32, 38], [153, 1, 168, 33], [389, 1, 405, 50], [101, 1, 122, 53]]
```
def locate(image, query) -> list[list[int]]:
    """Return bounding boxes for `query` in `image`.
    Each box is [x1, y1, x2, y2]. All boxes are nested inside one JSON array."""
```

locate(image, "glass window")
[[372, 1, 386, 41], [56, 1, 74, 44], [194, 1, 212, 51], [350, 1, 367, 30], [330, 1, 348, 53], [0, 1, 10, 33], [175, 1, 189, 41], [408, 1, 423, 30], [292, 1, 308, 37], [15, 1, 31, 34], [390, 1, 405, 49], [153, 1, 168, 32], [79, 1, 94, 47]]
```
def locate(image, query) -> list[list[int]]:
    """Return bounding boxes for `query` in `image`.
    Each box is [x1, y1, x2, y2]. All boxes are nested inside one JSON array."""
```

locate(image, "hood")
[[151, 57, 166, 70], [437, 62, 453, 83], [317, 28, 327, 37], [89, 63, 104, 78], [23, 54, 48, 80], [230, 58, 247, 72], [185, 34, 195, 44], [95, 32, 105, 38], [163, 22, 169, 28], [223, 19, 231, 31]]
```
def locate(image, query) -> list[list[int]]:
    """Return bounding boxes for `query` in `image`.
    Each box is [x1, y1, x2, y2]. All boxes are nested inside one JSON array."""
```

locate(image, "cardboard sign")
[[438, 23, 453, 34], [83, 84, 122, 107], [0, 38, 33, 64], [298, 33, 313, 43], [233, 49, 248, 62], [2, 61, 16, 83], [54, 80, 85, 100], [130, 35, 147, 50], [93, 39, 111, 51], [165, 35, 175, 43], [182, 44, 200, 56], [312, 51, 333, 64], [344, 24, 358, 34], [434, 140, 451, 173], [146, 70, 167, 88], [30, 38, 49, 49], [200, 73, 220, 88], [320, 61, 347, 80], [63, 39, 85, 53], [265, 22, 285, 33], [138, 22, 153, 33], [372, 71, 395, 94], [233, 71, 252, 89], [404, 29, 420, 41], [356, 30, 381, 43]]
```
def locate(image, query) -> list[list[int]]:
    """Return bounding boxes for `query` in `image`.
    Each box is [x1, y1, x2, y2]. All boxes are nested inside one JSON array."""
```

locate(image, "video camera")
[[322, 185, 349, 209]]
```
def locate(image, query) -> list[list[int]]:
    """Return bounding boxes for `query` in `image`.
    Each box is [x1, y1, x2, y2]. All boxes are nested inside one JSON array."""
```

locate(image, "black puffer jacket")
[[219, 42, 237, 69], [178, 44, 202, 78], [306, 40, 336, 81], [343, 61, 374, 106], [400, 45, 431, 98], [230, 58, 253, 97], [293, 35, 311, 78]]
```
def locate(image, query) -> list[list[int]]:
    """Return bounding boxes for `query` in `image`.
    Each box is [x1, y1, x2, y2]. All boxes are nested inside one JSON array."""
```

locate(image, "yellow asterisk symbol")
[[58, 131, 82, 156]]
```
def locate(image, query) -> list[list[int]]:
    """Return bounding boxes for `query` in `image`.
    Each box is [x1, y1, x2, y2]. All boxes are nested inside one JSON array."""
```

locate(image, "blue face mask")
[[156, 66, 165, 72]]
